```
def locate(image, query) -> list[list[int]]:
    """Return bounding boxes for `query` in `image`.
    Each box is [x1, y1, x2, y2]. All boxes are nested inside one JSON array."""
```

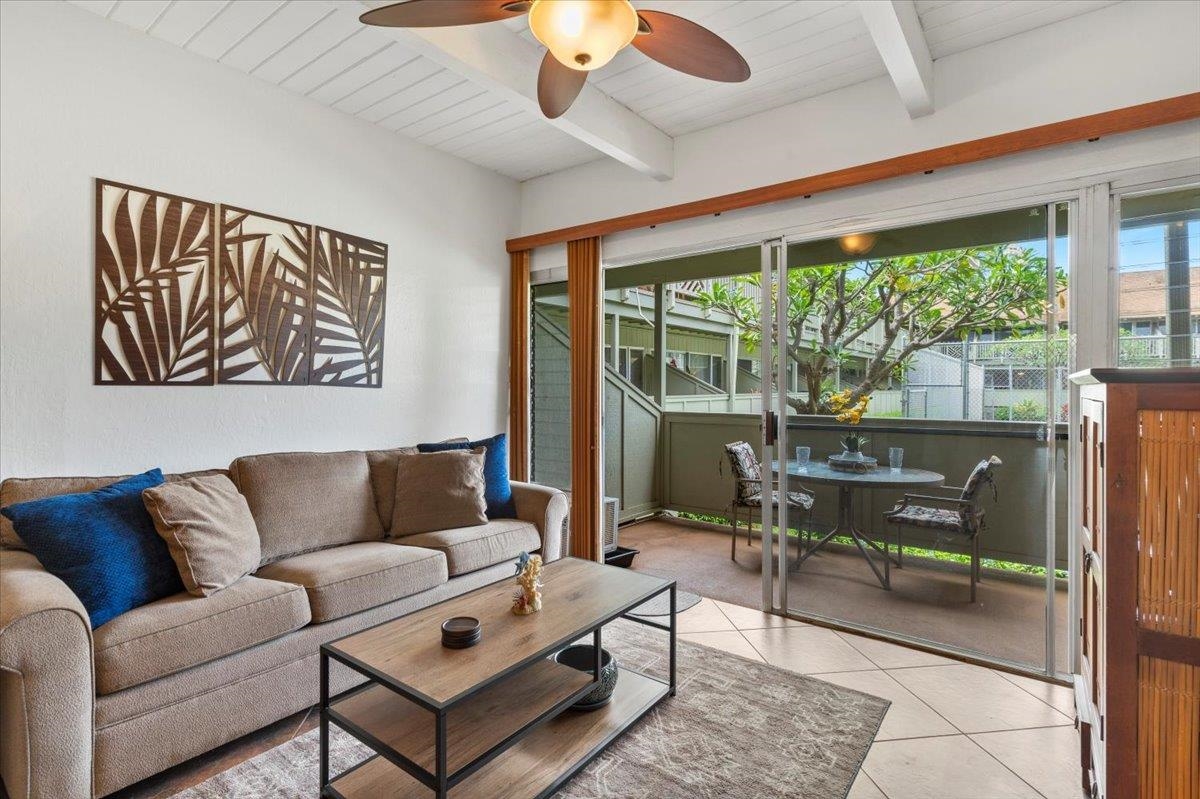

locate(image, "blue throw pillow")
[[418, 434, 517, 519], [1, 469, 184, 628]]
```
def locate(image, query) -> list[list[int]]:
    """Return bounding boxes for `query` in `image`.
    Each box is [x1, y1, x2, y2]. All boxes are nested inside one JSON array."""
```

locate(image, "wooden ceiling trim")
[[505, 93, 1200, 253]]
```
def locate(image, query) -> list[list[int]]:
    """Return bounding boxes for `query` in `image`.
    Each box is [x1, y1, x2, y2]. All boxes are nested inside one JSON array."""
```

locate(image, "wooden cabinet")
[[1071, 368, 1199, 799]]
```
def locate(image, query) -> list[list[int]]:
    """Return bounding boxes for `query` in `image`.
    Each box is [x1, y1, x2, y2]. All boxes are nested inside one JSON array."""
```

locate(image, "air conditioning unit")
[[561, 493, 621, 554]]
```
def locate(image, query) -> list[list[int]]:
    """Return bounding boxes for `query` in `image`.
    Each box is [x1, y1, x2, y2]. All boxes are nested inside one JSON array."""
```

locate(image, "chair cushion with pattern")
[[960, 455, 1002, 501], [724, 441, 762, 503], [743, 490, 814, 510], [884, 504, 965, 533]]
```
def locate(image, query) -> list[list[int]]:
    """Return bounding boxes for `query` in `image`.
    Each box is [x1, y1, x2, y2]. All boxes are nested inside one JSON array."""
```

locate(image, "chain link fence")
[[871, 338, 1071, 423]]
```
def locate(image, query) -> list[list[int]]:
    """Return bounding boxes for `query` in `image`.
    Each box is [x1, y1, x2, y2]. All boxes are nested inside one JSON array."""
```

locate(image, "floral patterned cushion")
[[724, 441, 762, 503], [885, 504, 966, 533], [960, 455, 1002, 501], [743, 490, 814, 510]]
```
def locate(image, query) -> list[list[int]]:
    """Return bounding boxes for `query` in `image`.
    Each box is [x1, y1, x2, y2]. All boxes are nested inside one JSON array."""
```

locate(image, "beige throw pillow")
[[391, 448, 487, 536], [142, 474, 262, 597]]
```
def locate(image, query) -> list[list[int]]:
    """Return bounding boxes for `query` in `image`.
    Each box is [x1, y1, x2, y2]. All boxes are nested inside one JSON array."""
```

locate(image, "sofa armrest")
[[0, 549, 95, 799], [510, 482, 569, 563]]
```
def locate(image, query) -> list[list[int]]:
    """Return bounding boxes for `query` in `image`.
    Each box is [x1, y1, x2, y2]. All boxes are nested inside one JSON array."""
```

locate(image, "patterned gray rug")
[[173, 620, 888, 799]]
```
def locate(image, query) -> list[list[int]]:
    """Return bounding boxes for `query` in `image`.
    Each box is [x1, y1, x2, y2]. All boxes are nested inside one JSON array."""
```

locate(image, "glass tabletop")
[[770, 459, 945, 488]]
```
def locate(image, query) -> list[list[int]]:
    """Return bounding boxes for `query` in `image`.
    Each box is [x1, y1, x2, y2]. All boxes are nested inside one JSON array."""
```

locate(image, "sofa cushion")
[[401, 520, 540, 576], [256, 542, 447, 623], [142, 474, 262, 597], [93, 575, 310, 695], [417, 433, 517, 519], [0, 469, 228, 551], [364, 446, 418, 533], [1, 469, 186, 629], [229, 451, 382, 564], [391, 449, 488, 536]]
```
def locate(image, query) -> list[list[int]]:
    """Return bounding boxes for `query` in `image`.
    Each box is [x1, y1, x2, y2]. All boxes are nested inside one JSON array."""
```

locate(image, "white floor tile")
[[814, 670, 958, 740], [971, 725, 1084, 799], [848, 770, 887, 798], [992, 670, 1077, 717], [678, 630, 765, 662], [673, 597, 736, 633], [836, 631, 959, 670], [889, 664, 1073, 734], [864, 735, 1042, 799], [740, 625, 877, 674], [713, 599, 807, 630]]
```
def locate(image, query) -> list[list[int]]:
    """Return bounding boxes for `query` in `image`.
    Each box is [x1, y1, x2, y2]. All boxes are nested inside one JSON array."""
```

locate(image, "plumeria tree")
[[696, 245, 1063, 414]]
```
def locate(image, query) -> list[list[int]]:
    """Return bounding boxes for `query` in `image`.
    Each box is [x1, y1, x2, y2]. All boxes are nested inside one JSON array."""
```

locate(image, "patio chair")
[[883, 455, 1002, 602], [722, 441, 815, 565]]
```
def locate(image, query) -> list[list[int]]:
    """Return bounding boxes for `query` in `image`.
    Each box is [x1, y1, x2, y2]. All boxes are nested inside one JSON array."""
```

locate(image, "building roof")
[[1113, 266, 1200, 320]]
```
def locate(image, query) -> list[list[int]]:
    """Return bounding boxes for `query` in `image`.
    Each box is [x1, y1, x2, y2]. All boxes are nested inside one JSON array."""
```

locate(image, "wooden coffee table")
[[319, 557, 676, 799]]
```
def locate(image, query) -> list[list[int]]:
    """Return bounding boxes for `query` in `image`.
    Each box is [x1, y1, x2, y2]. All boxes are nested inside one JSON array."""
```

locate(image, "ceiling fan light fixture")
[[838, 233, 878, 257], [528, 0, 639, 71]]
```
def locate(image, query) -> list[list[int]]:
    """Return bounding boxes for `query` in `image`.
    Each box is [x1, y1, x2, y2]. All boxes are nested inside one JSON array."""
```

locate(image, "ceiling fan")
[[360, 1, 751, 118]]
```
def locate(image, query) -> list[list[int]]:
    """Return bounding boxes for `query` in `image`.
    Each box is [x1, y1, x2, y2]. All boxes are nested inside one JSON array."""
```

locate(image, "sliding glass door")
[[764, 203, 1072, 676]]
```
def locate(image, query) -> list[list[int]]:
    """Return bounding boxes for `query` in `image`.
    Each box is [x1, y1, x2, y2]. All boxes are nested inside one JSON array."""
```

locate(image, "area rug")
[[172, 620, 888, 799]]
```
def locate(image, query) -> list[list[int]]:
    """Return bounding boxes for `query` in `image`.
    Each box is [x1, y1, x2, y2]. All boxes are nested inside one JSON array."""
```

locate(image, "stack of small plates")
[[441, 617, 481, 649]]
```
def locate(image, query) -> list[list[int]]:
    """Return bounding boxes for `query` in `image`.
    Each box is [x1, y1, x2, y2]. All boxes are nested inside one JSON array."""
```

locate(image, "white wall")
[[520, 0, 1200, 239], [0, 1, 520, 478]]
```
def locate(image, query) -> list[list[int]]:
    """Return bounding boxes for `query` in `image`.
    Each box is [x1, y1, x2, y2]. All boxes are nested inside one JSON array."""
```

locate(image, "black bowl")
[[554, 645, 619, 710]]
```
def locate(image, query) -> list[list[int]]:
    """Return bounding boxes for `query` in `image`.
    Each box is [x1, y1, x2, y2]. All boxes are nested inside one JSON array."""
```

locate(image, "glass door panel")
[[778, 203, 1072, 675], [531, 282, 570, 491]]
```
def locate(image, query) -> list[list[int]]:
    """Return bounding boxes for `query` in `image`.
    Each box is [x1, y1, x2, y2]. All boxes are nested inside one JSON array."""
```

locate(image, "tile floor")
[[102, 595, 1082, 799], [677, 597, 1083, 799]]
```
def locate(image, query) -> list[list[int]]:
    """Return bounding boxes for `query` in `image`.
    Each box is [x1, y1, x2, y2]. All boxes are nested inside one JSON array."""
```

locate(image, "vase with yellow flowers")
[[827, 389, 870, 461]]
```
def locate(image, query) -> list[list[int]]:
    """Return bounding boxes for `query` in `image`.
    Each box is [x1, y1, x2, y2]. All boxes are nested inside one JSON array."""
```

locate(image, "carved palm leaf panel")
[[310, 228, 387, 387], [94, 180, 215, 385], [217, 207, 313, 385]]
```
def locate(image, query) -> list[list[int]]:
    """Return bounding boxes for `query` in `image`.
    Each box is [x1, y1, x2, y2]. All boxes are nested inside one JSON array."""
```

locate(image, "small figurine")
[[512, 551, 543, 616]]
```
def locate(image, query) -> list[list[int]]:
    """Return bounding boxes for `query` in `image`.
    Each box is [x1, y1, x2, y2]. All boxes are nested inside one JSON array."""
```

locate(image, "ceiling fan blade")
[[360, 1, 527, 28], [632, 11, 750, 83], [537, 52, 588, 119]]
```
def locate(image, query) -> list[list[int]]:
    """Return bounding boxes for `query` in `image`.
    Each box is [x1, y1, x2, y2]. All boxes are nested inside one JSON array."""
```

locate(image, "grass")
[[675, 511, 1068, 579]]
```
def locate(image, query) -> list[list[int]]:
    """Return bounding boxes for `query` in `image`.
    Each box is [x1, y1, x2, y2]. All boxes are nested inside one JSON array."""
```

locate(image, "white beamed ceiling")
[[69, 0, 1120, 182]]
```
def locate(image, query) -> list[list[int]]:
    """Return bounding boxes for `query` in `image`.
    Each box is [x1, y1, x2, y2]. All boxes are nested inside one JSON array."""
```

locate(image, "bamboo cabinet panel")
[[1071, 369, 1200, 799]]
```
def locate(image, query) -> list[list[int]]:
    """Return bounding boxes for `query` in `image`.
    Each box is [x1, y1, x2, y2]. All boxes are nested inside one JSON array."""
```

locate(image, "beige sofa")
[[0, 448, 569, 799]]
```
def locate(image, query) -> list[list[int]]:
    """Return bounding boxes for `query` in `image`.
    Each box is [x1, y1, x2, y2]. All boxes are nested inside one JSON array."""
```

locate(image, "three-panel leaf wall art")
[[94, 179, 387, 388]]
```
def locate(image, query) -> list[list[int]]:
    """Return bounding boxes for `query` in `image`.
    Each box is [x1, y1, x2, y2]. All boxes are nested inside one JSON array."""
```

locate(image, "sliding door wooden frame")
[[508, 250, 531, 482], [506, 94, 1200, 252], [567, 237, 603, 561], [512, 93, 1199, 566]]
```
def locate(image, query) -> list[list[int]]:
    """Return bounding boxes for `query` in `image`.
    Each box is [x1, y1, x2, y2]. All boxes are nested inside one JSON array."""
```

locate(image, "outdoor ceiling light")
[[528, 0, 640, 71], [838, 233, 879, 257]]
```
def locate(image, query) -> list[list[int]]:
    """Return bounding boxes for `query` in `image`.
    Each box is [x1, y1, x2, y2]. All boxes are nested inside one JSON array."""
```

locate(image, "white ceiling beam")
[[858, 0, 934, 118], [349, 2, 674, 180]]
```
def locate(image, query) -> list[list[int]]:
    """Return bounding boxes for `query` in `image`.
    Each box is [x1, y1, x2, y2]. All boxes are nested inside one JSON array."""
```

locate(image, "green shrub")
[[1011, 399, 1045, 421]]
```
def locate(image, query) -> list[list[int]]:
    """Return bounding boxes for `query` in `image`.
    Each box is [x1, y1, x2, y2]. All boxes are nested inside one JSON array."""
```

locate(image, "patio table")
[[770, 460, 944, 590]]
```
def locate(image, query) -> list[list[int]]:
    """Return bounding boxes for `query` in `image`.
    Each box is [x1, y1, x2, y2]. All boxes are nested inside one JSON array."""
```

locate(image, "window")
[[616, 346, 644, 387], [1117, 186, 1199, 367]]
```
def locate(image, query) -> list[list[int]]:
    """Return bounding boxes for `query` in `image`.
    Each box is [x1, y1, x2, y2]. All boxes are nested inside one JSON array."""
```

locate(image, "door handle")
[[764, 411, 778, 446]]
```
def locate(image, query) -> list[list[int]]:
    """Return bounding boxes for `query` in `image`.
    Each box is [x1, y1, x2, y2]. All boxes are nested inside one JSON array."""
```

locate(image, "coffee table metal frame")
[[318, 574, 677, 799]]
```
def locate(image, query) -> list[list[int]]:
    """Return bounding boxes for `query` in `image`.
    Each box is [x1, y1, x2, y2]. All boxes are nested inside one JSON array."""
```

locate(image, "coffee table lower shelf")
[[327, 668, 667, 799]]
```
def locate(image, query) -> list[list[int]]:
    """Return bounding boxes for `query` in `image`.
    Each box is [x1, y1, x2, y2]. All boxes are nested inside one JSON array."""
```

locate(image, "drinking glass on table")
[[888, 447, 904, 471], [795, 446, 811, 469]]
